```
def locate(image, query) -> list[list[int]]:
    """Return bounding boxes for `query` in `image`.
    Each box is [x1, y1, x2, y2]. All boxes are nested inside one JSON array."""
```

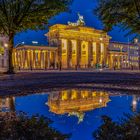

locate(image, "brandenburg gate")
[[46, 14, 110, 68]]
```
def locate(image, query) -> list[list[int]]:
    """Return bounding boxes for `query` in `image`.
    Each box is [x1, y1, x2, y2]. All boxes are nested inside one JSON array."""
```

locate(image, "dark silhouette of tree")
[[93, 113, 140, 140], [0, 112, 70, 140], [0, 0, 71, 74], [95, 0, 140, 37]]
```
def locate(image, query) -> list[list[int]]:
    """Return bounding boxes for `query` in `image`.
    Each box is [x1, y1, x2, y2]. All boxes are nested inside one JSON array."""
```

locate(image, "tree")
[[0, 47, 4, 55], [0, 0, 71, 74], [0, 112, 70, 139], [95, 0, 140, 36], [93, 113, 140, 140]]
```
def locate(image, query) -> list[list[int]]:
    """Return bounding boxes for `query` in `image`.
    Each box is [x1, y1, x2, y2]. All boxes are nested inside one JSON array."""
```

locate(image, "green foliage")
[[95, 0, 140, 37], [93, 113, 140, 140], [0, 0, 71, 35], [0, 112, 70, 140], [0, 47, 4, 54], [0, 0, 71, 73]]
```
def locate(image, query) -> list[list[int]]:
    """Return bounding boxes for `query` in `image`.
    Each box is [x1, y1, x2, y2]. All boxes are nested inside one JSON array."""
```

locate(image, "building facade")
[[46, 24, 110, 69], [0, 35, 8, 72], [13, 44, 58, 70], [109, 41, 140, 69], [12, 14, 140, 70]]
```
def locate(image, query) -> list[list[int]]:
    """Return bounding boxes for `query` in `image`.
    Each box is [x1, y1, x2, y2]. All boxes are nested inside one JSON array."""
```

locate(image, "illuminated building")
[[0, 35, 8, 72], [46, 13, 110, 68], [13, 43, 58, 70], [109, 41, 140, 69], [47, 89, 110, 123], [10, 14, 140, 70]]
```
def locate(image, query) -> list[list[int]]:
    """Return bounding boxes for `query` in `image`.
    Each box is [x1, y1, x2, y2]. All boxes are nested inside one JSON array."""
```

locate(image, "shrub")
[[0, 112, 70, 140], [93, 113, 140, 140]]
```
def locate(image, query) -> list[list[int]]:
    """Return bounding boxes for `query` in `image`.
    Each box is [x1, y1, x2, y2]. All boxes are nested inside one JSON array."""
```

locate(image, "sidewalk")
[[15, 69, 140, 74]]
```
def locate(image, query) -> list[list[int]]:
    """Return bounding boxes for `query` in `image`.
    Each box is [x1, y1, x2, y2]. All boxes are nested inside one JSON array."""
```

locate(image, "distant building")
[[109, 41, 140, 69], [0, 35, 8, 72]]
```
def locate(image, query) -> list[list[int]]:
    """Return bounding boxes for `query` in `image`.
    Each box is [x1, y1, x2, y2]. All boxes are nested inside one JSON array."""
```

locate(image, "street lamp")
[[4, 43, 8, 48]]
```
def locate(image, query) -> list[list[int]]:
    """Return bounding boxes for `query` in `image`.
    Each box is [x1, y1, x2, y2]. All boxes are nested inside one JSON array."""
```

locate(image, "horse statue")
[[68, 13, 85, 26]]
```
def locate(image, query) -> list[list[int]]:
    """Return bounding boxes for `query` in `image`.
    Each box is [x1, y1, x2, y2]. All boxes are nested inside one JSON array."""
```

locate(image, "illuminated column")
[[20, 50, 23, 68], [22, 50, 25, 69], [110, 55, 113, 69], [27, 50, 30, 69], [81, 41, 89, 67], [48, 51, 50, 69], [43, 51, 46, 69], [40, 50, 44, 69], [38, 50, 41, 68], [77, 40, 81, 67], [88, 41, 92, 67], [25, 50, 28, 68], [27, 50, 31, 69], [16, 51, 19, 67], [71, 40, 77, 67], [54, 51, 57, 69], [30, 50, 34, 69], [42, 51, 45, 69], [61, 39, 67, 68], [32, 50, 35, 69], [117, 56, 120, 69], [92, 42, 97, 66], [18, 51, 20, 68], [96, 43, 100, 65], [106, 54, 109, 66], [45, 51, 48, 69], [103, 44, 108, 66], [100, 43, 104, 65], [67, 40, 72, 68]]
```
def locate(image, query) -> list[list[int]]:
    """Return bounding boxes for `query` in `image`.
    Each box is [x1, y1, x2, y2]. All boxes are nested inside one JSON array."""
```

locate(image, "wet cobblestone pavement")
[[0, 71, 140, 96]]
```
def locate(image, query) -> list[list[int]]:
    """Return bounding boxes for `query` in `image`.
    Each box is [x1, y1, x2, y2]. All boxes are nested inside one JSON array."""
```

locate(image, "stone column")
[[48, 51, 50, 69], [44, 51, 47, 69], [58, 39, 62, 67], [21, 50, 23, 68], [97, 42, 101, 65], [54, 51, 57, 69], [100, 43, 104, 65], [77, 40, 81, 68], [42, 51, 45, 69], [31, 50, 34, 69], [40, 50, 44, 69], [22, 50, 25, 69], [88, 41, 92, 68], [25, 50, 28, 69], [92, 42, 97, 67], [67, 40, 72, 68], [27, 50, 30, 69], [32, 50, 35, 69], [19, 50, 22, 68]]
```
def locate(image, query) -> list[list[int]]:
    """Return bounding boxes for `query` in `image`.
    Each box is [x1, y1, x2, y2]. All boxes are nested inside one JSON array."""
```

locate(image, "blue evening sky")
[[14, 0, 131, 46]]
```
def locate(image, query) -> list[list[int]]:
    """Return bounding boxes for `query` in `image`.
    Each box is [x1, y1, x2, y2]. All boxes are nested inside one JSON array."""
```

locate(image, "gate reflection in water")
[[0, 89, 140, 140]]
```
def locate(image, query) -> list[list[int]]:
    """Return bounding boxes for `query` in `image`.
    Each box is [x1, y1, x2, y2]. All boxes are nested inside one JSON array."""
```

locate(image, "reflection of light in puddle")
[[47, 90, 111, 123], [0, 90, 140, 140]]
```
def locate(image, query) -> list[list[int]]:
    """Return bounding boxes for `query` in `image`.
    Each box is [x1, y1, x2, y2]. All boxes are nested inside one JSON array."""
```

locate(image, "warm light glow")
[[4, 43, 8, 48], [132, 100, 137, 105]]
